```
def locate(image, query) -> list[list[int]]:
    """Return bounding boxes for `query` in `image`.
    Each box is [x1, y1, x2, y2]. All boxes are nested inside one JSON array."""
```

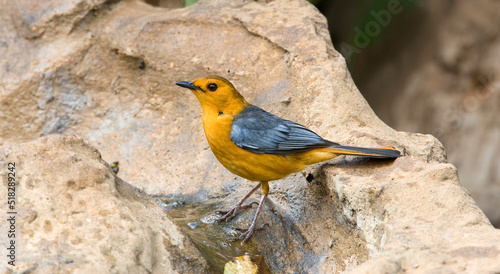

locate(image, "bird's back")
[[230, 106, 337, 155]]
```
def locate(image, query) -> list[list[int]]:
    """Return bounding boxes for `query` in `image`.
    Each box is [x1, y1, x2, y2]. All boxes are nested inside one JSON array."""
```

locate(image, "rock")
[[224, 254, 271, 274], [324, 159, 500, 273], [0, 135, 210, 273], [332, 0, 500, 227], [0, 0, 500, 272]]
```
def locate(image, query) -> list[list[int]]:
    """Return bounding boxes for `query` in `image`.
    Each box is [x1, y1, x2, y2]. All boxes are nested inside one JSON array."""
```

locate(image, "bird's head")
[[176, 76, 249, 115]]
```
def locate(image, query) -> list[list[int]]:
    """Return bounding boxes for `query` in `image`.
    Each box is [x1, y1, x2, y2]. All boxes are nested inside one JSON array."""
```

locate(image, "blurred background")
[[147, 0, 500, 228]]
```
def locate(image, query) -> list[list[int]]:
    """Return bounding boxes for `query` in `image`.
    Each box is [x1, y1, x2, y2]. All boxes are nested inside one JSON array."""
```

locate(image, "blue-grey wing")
[[230, 106, 337, 155]]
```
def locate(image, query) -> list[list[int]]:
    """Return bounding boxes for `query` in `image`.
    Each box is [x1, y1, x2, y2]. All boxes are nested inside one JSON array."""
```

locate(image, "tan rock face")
[[1, 0, 499, 273], [0, 135, 209, 273]]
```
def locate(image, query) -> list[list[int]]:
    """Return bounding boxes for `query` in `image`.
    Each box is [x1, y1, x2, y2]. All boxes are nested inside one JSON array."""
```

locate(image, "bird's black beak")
[[176, 81, 201, 90]]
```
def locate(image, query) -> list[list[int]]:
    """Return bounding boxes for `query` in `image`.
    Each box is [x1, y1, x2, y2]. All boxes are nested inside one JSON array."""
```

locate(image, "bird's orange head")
[[176, 76, 249, 115]]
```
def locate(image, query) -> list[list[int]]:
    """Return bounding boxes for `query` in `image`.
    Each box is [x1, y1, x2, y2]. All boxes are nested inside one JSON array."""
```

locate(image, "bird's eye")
[[207, 83, 218, 92]]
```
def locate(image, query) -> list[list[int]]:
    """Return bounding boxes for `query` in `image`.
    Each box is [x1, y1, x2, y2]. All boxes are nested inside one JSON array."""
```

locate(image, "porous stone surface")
[[1, 0, 499, 273], [0, 135, 210, 273]]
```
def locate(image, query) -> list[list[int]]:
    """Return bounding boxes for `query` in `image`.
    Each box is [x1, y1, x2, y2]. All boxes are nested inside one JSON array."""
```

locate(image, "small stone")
[[280, 96, 292, 105], [187, 222, 200, 229]]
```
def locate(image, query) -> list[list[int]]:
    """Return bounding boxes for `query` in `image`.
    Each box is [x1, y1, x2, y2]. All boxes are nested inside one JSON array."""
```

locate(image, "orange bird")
[[176, 76, 400, 243]]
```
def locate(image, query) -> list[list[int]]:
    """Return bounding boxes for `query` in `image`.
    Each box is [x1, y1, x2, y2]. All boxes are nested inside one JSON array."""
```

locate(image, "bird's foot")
[[231, 223, 269, 244], [214, 202, 259, 224]]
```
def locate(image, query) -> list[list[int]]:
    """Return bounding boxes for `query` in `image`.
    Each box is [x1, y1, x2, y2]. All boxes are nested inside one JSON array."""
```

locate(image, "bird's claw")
[[214, 202, 259, 224], [230, 223, 269, 244]]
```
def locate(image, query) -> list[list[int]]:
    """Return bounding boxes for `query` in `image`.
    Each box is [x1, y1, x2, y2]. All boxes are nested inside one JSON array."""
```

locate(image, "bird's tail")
[[326, 145, 401, 159]]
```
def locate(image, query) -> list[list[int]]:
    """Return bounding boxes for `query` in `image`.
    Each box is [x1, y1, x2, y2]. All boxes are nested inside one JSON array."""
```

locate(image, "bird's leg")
[[214, 182, 261, 224], [232, 181, 269, 244]]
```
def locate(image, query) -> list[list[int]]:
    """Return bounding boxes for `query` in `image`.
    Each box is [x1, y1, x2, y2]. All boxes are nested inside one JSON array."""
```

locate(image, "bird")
[[175, 76, 401, 243]]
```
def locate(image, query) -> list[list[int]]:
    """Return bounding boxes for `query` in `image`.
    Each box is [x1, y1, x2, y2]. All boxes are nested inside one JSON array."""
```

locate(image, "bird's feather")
[[230, 106, 337, 155]]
